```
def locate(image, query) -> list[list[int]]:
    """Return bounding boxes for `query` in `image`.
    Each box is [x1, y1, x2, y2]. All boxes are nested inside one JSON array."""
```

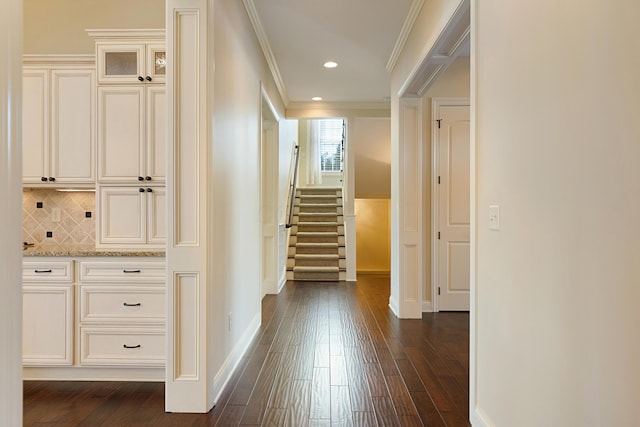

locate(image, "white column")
[[0, 0, 23, 424], [390, 98, 423, 318], [165, 0, 213, 412], [344, 118, 357, 281]]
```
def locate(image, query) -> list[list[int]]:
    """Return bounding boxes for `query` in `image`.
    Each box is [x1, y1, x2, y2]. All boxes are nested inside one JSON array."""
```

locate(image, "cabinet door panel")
[[146, 87, 166, 182], [147, 187, 166, 245], [51, 69, 95, 183], [98, 87, 145, 182], [23, 284, 74, 366], [23, 70, 49, 183], [97, 187, 146, 245], [145, 44, 166, 84], [97, 44, 144, 84]]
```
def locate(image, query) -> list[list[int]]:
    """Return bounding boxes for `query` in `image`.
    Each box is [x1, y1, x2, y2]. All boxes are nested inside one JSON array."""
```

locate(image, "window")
[[318, 119, 344, 172]]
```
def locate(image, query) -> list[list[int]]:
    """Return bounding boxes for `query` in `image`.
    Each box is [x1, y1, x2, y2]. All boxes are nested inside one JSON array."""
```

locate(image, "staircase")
[[286, 188, 346, 281]]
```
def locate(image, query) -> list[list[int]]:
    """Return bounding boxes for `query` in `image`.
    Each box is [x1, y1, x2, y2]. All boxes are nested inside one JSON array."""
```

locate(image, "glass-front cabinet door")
[[97, 44, 145, 84], [146, 44, 166, 84]]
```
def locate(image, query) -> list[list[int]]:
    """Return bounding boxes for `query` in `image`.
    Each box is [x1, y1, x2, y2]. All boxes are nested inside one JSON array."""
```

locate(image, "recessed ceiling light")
[[312, 97, 323, 101], [323, 61, 338, 69]]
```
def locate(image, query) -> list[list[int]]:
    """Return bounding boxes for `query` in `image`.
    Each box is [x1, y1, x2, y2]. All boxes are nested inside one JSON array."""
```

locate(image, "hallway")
[[23, 276, 469, 426]]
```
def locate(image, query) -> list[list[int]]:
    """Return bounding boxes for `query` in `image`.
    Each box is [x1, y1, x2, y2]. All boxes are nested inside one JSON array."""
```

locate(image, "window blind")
[[318, 119, 343, 172]]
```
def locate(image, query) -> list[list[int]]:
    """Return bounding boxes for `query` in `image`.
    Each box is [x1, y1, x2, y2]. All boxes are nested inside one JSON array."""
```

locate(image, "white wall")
[[473, 0, 640, 425], [354, 118, 390, 199], [0, 0, 23, 423], [209, 0, 285, 391], [23, 0, 165, 54]]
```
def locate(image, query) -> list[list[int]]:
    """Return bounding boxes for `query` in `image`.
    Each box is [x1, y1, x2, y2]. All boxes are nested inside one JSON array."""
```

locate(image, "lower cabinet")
[[23, 260, 74, 366], [23, 257, 165, 374], [23, 283, 74, 366], [77, 259, 166, 368]]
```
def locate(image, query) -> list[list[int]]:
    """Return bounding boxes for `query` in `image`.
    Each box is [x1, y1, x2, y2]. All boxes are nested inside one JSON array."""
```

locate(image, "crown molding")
[[242, 0, 289, 107], [86, 29, 165, 42], [23, 54, 96, 66], [286, 101, 391, 118], [386, 0, 425, 73], [287, 101, 390, 111]]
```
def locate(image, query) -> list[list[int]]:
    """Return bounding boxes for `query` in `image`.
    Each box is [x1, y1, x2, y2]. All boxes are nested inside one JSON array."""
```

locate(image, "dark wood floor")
[[24, 275, 470, 426]]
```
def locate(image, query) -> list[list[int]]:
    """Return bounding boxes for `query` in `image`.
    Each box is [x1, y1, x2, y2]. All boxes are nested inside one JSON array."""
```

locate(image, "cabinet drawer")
[[79, 286, 165, 324], [23, 261, 73, 283], [79, 261, 165, 283], [79, 327, 164, 366]]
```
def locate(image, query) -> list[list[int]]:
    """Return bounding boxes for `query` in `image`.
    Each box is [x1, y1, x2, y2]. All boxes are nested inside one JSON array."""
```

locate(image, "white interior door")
[[437, 103, 470, 311]]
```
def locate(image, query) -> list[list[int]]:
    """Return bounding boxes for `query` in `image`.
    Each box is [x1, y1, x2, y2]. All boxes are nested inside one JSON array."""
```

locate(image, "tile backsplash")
[[23, 189, 95, 246]]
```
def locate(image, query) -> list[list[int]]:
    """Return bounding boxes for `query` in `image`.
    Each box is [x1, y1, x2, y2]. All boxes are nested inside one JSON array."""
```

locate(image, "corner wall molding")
[[242, 0, 289, 107], [386, 0, 425, 73]]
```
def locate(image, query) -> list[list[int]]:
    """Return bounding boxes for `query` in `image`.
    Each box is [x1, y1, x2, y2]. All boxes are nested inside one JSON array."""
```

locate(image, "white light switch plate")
[[489, 205, 500, 230], [51, 207, 61, 223]]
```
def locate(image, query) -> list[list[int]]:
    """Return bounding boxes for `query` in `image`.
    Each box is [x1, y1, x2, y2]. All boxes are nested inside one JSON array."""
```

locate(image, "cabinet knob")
[[49, 177, 55, 182], [146, 76, 152, 82], [138, 176, 144, 181], [138, 76, 144, 82], [146, 188, 153, 193], [145, 176, 152, 181], [41, 177, 47, 182], [139, 188, 145, 193]]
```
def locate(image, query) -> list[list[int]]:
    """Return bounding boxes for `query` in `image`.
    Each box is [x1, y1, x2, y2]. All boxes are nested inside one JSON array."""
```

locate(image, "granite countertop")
[[23, 244, 165, 257]]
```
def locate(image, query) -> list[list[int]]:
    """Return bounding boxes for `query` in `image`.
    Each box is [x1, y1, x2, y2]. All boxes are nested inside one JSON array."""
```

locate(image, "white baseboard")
[[23, 366, 165, 381], [471, 406, 494, 427], [388, 295, 400, 318], [422, 300, 434, 312], [210, 312, 261, 407], [278, 272, 287, 293]]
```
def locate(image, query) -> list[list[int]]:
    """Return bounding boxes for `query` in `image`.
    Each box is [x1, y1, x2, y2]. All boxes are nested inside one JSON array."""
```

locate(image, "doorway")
[[432, 98, 470, 311], [260, 91, 279, 297]]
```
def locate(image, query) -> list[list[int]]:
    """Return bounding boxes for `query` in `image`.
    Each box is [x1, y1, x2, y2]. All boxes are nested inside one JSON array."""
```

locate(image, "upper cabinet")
[[89, 30, 166, 185], [89, 30, 166, 85], [97, 43, 166, 85], [22, 57, 96, 186]]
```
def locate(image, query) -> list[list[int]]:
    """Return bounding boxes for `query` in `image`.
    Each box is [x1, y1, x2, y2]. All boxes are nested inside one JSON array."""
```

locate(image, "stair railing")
[[285, 144, 301, 228]]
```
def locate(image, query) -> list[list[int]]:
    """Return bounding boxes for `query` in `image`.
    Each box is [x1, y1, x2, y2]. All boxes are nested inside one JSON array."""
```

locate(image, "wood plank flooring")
[[23, 275, 470, 426]]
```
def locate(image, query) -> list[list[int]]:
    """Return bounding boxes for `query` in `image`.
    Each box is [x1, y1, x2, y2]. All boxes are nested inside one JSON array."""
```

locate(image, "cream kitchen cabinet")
[[96, 186, 166, 249], [95, 41, 166, 85], [22, 260, 74, 366], [97, 85, 165, 183], [77, 259, 165, 367], [22, 59, 96, 186]]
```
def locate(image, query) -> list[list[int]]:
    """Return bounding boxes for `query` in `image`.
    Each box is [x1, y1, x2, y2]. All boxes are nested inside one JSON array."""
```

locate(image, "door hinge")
[[437, 231, 441, 240], [436, 119, 442, 129], [437, 176, 441, 184], [438, 287, 441, 295]]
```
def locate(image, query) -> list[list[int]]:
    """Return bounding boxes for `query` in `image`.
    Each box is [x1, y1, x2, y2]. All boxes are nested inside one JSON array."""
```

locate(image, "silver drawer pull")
[[123, 269, 141, 273], [123, 344, 141, 349], [123, 302, 142, 307], [34, 269, 52, 273]]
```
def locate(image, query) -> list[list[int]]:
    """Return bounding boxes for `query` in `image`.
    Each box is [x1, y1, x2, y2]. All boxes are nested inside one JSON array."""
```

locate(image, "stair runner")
[[286, 187, 346, 281]]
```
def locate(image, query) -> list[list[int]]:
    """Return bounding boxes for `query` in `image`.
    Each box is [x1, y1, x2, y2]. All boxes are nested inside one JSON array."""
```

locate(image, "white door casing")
[[261, 119, 278, 296], [433, 99, 470, 311]]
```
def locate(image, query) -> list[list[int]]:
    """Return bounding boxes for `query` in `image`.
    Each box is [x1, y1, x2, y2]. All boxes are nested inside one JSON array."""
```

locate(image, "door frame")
[[260, 84, 280, 297], [431, 97, 470, 311]]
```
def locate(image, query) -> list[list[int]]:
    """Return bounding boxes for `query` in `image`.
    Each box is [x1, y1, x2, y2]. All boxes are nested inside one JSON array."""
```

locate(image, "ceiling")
[[248, 0, 414, 105]]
